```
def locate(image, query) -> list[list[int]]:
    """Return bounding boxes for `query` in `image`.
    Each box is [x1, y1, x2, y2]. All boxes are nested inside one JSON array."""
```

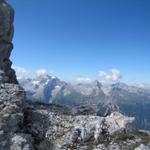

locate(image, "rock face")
[[0, 1, 33, 149], [0, 84, 34, 150], [0, 0, 17, 83]]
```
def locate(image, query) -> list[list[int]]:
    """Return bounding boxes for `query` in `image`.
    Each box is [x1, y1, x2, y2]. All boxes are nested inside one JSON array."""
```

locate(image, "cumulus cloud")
[[13, 66, 28, 74], [75, 76, 93, 84], [35, 69, 55, 77], [99, 71, 108, 77], [99, 69, 122, 82], [36, 69, 47, 76], [13, 66, 54, 79], [111, 69, 122, 81], [12, 65, 31, 78]]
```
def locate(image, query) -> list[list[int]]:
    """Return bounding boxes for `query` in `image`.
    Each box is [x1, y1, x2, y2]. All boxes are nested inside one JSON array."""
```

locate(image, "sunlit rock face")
[[0, 0, 17, 83]]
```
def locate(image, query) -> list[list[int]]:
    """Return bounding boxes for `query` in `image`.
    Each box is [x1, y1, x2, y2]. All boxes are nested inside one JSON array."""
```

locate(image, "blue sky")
[[9, 0, 150, 83]]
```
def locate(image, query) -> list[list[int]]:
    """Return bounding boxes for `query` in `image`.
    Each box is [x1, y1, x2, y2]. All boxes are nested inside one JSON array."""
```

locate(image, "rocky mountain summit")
[[0, 1, 150, 150]]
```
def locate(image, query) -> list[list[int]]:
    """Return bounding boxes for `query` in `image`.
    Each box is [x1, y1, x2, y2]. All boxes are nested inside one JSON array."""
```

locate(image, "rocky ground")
[[24, 101, 150, 150], [0, 83, 150, 150]]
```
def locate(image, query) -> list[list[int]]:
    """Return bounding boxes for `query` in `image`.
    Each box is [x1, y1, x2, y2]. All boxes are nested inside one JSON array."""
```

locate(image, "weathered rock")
[[105, 111, 135, 135], [0, 0, 17, 83], [0, 84, 34, 150], [11, 134, 34, 150], [24, 102, 137, 149], [134, 144, 150, 150], [93, 144, 107, 150]]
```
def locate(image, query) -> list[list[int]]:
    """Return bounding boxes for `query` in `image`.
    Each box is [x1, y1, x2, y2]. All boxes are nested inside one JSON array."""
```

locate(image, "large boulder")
[[0, 0, 17, 83], [105, 111, 135, 135]]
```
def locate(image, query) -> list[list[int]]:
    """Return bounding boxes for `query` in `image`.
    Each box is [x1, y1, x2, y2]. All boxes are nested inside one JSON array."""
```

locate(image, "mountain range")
[[19, 74, 150, 130]]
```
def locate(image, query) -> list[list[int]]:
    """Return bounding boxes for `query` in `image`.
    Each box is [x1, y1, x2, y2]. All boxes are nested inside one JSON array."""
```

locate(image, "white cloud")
[[99, 71, 108, 77], [13, 66, 55, 79], [75, 76, 93, 84], [98, 69, 122, 82], [35, 69, 55, 77], [36, 69, 47, 76], [111, 69, 122, 81], [13, 66, 28, 74], [12, 65, 31, 78], [129, 82, 150, 90]]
